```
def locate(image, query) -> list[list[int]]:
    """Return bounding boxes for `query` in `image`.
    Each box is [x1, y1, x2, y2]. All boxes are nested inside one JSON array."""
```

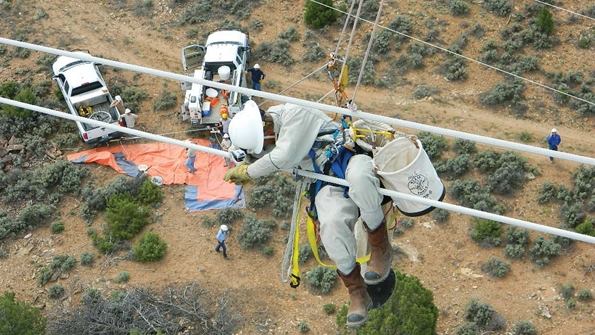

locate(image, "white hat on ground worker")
[[221, 224, 229, 232], [551, 128, 557, 133], [228, 100, 264, 155], [115, 95, 122, 101], [223, 133, 230, 139], [254, 64, 260, 69], [125, 108, 131, 114]]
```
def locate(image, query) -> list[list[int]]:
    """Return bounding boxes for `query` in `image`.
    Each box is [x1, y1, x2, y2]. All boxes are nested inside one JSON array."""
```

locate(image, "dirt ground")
[[0, 0, 594, 334]]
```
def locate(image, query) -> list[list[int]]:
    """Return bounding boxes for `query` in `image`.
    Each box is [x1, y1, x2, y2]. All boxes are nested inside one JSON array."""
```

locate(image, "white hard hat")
[[254, 64, 260, 69], [223, 133, 230, 139], [125, 108, 131, 114], [220, 224, 229, 232], [218, 66, 231, 81], [551, 128, 557, 133], [228, 100, 264, 155], [115, 95, 122, 101]]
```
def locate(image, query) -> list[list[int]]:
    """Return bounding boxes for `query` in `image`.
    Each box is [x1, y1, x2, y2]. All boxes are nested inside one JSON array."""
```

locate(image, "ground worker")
[[220, 107, 231, 135], [215, 224, 229, 258], [110, 95, 124, 114], [224, 101, 392, 327], [221, 133, 232, 167], [246, 64, 265, 91], [546, 128, 561, 162], [122, 108, 139, 129], [185, 140, 197, 173]]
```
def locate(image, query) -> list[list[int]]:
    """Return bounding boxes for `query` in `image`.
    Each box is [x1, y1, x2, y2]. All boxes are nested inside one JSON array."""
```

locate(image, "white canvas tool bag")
[[373, 137, 445, 216]]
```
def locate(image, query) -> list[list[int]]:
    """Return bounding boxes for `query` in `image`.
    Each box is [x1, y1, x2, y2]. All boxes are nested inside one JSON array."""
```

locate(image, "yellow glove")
[[224, 164, 251, 184]]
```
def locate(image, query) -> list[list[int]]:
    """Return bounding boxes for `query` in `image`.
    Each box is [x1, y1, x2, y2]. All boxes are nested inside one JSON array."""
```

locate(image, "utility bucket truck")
[[52, 53, 123, 145], [180, 30, 250, 129]]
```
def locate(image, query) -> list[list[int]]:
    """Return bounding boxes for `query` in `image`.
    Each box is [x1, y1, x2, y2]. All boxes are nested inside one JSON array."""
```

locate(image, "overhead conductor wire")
[[0, 97, 594, 245], [0, 37, 594, 166], [308, 0, 595, 107], [533, 0, 595, 21]]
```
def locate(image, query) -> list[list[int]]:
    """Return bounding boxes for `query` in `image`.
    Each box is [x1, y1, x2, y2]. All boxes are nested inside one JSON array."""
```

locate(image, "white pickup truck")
[[52, 53, 122, 145], [180, 30, 250, 128]]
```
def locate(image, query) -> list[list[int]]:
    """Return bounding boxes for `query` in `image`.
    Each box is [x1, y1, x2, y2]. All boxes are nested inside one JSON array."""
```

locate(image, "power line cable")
[[0, 37, 593, 165], [334, 0, 357, 54], [352, 0, 384, 103], [0, 96, 593, 244], [308, 0, 595, 107], [534, 0, 595, 21]]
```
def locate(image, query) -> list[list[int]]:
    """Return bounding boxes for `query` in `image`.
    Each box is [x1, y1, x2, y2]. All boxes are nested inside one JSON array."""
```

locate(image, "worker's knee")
[[345, 155, 377, 189]]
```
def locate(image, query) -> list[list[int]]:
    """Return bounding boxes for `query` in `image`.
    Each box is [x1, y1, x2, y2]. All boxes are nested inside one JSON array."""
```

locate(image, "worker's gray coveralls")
[[247, 104, 384, 274]]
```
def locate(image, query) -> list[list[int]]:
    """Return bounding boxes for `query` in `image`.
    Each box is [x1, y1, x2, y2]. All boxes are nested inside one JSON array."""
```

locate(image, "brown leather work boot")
[[338, 263, 372, 328], [364, 221, 393, 285]]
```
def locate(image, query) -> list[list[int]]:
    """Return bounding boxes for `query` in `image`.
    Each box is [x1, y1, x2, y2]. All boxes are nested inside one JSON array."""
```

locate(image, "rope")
[[307, 0, 595, 107], [334, 0, 358, 54], [336, 0, 365, 100], [352, 0, 384, 103], [534, 0, 595, 21], [1, 38, 593, 165], [317, 88, 336, 103], [2, 96, 593, 245]]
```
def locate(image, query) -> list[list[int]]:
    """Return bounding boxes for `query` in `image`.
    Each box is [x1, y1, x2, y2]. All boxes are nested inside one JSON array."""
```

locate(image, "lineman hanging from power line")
[[223, 101, 393, 327]]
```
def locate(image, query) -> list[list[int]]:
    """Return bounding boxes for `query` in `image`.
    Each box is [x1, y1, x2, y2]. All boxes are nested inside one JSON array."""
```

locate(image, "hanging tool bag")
[[373, 136, 445, 217]]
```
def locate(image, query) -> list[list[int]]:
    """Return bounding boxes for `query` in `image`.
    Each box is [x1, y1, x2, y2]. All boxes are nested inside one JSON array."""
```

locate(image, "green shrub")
[[512, 320, 537, 335], [110, 84, 149, 112], [505, 244, 526, 259], [299, 244, 313, 264], [481, 257, 510, 278], [535, 8, 554, 35], [436, 154, 471, 178], [80, 252, 95, 266], [133, 232, 167, 262], [577, 31, 592, 49], [217, 208, 244, 226], [483, 0, 512, 16], [153, 90, 177, 111], [529, 237, 561, 267], [537, 182, 558, 204], [50, 221, 65, 234], [1, 87, 36, 117], [279, 26, 300, 42], [449, 0, 469, 16], [453, 139, 477, 155], [0, 292, 46, 334], [17, 204, 55, 232], [238, 216, 275, 249], [560, 203, 585, 228], [470, 219, 502, 247], [577, 289, 593, 301], [480, 80, 525, 108], [559, 283, 575, 300], [304, 0, 337, 29], [450, 179, 504, 214], [116, 271, 130, 283], [106, 194, 150, 240], [441, 57, 468, 81], [323, 303, 336, 315], [338, 270, 438, 334], [136, 179, 163, 206], [298, 321, 310, 333], [464, 300, 506, 331], [566, 298, 576, 309], [432, 208, 450, 223], [201, 215, 216, 228], [418, 132, 448, 160], [48, 284, 65, 299], [305, 266, 337, 294], [576, 219, 595, 236], [456, 322, 479, 335], [248, 174, 295, 218], [133, 0, 153, 16], [413, 85, 438, 99], [506, 227, 529, 245], [261, 245, 274, 257]]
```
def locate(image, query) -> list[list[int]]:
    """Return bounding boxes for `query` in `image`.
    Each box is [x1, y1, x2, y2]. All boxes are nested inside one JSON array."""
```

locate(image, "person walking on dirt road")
[[247, 64, 265, 91], [546, 128, 561, 162], [215, 224, 229, 258]]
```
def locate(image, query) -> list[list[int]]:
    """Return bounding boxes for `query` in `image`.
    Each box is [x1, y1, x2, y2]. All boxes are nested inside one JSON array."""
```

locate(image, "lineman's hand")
[[224, 164, 251, 184]]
